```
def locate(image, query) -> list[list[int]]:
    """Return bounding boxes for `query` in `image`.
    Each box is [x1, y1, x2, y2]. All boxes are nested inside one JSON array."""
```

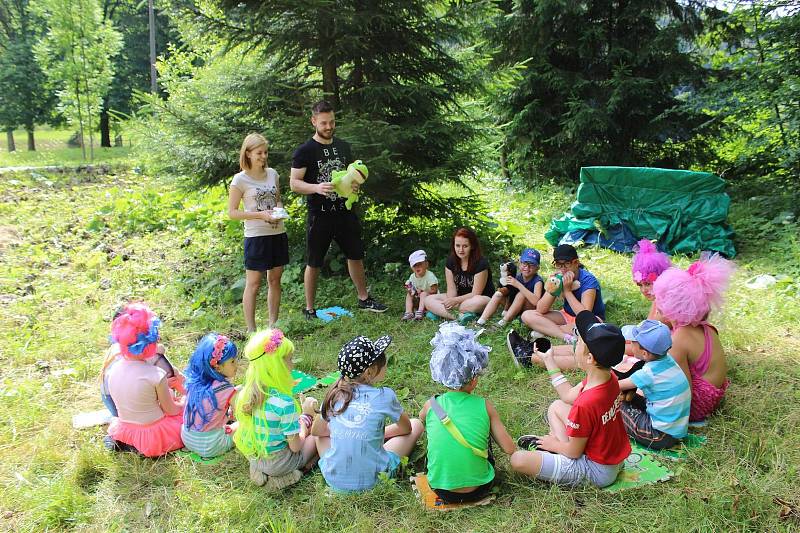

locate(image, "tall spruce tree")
[[490, 0, 709, 183], [147, 0, 486, 211]]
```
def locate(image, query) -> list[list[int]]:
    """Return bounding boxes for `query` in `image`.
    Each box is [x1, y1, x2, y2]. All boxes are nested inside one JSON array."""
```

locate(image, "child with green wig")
[[234, 329, 319, 491]]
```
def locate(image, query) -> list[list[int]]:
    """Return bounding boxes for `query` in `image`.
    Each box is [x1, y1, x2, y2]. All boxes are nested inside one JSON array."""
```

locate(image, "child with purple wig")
[[630, 239, 672, 321]]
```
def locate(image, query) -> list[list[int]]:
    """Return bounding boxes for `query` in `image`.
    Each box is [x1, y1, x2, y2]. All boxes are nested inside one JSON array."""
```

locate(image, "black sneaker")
[[303, 308, 317, 320], [358, 296, 387, 313], [506, 330, 533, 368], [516, 434, 542, 450]]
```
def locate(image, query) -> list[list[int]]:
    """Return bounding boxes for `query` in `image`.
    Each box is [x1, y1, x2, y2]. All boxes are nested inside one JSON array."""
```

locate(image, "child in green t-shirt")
[[419, 323, 517, 503], [404, 249, 439, 321]]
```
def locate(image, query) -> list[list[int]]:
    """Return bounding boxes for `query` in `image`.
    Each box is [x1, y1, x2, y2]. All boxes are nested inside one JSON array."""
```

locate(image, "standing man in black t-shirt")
[[290, 100, 387, 319]]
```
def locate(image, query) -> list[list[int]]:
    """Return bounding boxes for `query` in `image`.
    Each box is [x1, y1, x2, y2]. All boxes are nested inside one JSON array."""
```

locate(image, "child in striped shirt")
[[181, 333, 239, 458], [233, 329, 319, 490], [618, 320, 691, 450]]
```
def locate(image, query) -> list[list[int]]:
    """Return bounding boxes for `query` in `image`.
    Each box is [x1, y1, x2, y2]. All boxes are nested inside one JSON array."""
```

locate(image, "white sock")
[[496, 319, 507, 327], [476, 318, 487, 326]]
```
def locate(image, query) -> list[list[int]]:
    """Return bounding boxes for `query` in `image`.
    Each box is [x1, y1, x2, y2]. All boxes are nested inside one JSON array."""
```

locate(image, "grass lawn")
[[0, 169, 798, 531], [0, 127, 133, 167]]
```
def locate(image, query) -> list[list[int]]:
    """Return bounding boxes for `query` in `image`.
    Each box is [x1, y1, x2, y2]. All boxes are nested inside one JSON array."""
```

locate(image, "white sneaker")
[[529, 330, 545, 341]]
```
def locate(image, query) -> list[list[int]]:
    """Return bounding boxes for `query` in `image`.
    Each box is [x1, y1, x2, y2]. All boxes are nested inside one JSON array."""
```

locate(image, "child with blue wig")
[[181, 333, 240, 458], [418, 323, 517, 503]]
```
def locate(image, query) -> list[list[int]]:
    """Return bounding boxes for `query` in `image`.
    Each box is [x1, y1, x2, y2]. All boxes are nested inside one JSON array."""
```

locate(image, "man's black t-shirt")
[[445, 256, 495, 297], [292, 137, 352, 213]]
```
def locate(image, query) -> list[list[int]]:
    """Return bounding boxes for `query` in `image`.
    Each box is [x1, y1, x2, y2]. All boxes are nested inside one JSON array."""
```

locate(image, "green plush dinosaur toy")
[[331, 160, 368, 209]]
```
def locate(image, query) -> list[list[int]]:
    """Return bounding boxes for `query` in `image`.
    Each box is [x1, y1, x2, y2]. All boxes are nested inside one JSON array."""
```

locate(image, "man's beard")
[[316, 128, 334, 140]]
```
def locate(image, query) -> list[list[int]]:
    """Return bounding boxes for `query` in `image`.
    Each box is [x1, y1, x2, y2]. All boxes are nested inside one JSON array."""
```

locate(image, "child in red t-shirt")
[[510, 310, 630, 487]]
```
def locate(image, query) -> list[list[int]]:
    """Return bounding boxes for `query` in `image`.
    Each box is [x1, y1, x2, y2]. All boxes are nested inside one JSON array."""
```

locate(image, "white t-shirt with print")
[[230, 169, 286, 237]]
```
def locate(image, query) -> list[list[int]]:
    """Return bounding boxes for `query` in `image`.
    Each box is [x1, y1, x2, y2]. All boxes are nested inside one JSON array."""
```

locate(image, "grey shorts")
[[250, 446, 305, 477], [537, 452, 623, 488]]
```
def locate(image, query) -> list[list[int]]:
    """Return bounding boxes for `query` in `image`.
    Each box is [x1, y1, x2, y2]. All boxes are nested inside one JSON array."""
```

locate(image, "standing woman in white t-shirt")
[[228, 133, 289, 331]]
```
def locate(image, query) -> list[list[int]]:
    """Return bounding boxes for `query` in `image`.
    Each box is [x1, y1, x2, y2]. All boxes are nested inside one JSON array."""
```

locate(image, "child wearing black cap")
[[520, 244, 606, 345], [510, 311, 630, 487], [312, 335, 424, 492]]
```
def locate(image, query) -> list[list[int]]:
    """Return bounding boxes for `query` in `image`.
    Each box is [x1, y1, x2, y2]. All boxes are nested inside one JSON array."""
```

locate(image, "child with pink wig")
[[631, 239, 672, 321], [104, 304, 185, 456], [653, 254, 735, 422]]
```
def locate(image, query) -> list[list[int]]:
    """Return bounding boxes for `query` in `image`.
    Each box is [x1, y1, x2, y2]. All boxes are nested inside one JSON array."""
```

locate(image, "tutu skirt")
[[108, 414, 184, 457]]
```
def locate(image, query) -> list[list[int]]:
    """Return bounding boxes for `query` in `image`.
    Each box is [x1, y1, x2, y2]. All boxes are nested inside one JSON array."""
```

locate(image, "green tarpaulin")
[[545, 167, 736, 257]]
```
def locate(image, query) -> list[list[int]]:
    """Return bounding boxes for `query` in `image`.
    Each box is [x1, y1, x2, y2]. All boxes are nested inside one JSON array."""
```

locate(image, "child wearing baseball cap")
[[618, 320, 691, 450], [520, 244, 606, 345], [312, 335, 424, 492], [403, 250, 439, 321], [419, 324, 517, 503], [510, 311, 630, 487], [475, 248, 544, 332]]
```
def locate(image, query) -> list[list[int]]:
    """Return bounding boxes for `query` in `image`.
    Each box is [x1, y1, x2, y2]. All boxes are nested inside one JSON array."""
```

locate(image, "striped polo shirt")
[[253, 390, 300, 454], [630, 354, 691, 438]]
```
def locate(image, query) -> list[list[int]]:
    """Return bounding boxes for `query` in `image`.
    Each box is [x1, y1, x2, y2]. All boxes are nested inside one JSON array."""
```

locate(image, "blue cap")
[[520, 248, 540, 265], [621, 320, 672, 356]]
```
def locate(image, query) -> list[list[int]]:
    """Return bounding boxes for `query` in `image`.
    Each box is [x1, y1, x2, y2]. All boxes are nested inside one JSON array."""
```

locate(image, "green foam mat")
[[176, 449, 226, 465], [604, 451, 672, 492], [317, 371, 341, 387], [291, 369, 319, 394], [629, 433, 706, 461]]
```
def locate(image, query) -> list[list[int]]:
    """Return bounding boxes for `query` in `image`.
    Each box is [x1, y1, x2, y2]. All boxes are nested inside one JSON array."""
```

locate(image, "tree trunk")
[[318, 11, 339, 108], [100, 100, 111, 148], [5, 129, 15, 152], [26, 125, 35, 151]]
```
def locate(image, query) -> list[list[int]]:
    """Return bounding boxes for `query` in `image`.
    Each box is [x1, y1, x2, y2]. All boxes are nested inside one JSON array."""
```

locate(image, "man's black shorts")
[[306, 210, 365, 268]]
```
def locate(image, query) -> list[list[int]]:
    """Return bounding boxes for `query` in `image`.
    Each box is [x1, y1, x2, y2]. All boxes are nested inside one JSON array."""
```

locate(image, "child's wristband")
[[551, 375, 568, 387], [299, 414, 313, 429], [547, 369, 561, 376]]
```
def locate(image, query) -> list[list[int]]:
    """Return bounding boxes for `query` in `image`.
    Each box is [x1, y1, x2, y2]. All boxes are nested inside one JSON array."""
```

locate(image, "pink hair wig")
[[111, 303, 160, 360], [631, 239, 672, 283], [653, 254, 735, 327]]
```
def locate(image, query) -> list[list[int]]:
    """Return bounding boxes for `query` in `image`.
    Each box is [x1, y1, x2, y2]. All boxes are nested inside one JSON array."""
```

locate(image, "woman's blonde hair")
[[239, 133, 268, 171]]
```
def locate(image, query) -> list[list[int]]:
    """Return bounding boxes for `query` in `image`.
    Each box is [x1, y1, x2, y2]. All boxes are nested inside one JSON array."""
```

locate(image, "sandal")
[[414, 311, 425, 320], [402, 312, 414, 321]]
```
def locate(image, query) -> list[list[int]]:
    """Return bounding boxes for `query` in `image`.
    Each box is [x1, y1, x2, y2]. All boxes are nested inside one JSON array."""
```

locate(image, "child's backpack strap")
[[429, 396, 488, 459]]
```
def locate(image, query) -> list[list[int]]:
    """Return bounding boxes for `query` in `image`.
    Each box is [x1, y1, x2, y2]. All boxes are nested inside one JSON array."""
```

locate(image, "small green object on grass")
[[291, 369, 318, 394], [176, 449, 226, 465], [317, 371, 341, 387]]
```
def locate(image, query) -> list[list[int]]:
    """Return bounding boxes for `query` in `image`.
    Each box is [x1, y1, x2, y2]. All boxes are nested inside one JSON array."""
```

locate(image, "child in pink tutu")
[[100, 306, 186, 418], [104, 304, 185, 456], [653, 254, 735, 422]]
